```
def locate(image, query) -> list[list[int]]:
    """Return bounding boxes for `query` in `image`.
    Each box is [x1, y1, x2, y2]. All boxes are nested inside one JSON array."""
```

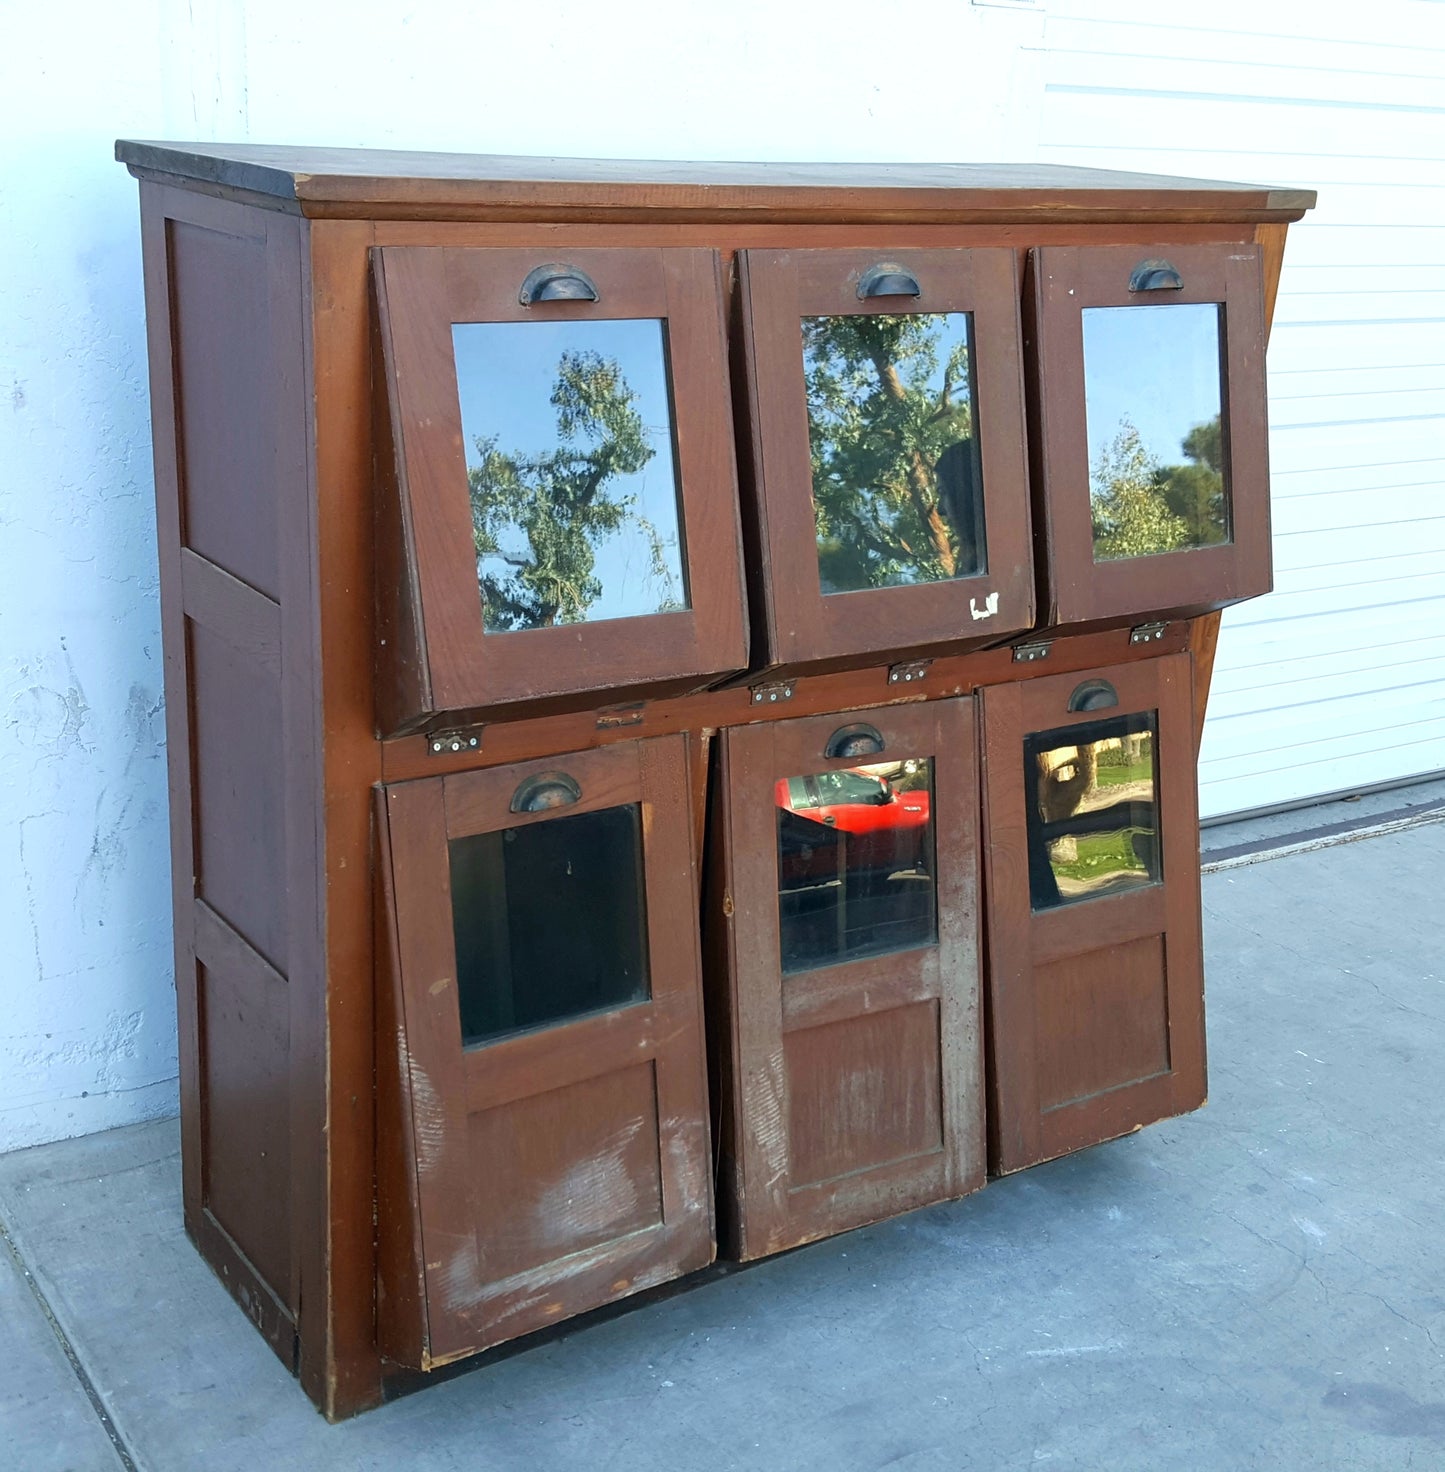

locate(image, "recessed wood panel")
[[188, 619, 287, 971], [467, 1063, 664, 1284], [1034, 935, 1170, 1112], [199, 958, 292, 1300], [786, 1001, 943, 1188], [168, 219, 280, 600]]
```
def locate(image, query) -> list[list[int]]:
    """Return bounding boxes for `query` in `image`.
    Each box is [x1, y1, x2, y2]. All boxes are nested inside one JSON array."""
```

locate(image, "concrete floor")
[[3, 794, 1443, 1472]]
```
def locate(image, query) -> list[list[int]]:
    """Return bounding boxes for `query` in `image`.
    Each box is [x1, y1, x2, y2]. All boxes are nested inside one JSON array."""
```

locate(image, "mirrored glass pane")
[[449, 803, 650, 1047], [452, 319, 688, 632], [1082, 303, 1229, 561], [1025, 714, 1160, 910], [803, 313, 986, 593], [777, 758, 936, 974]]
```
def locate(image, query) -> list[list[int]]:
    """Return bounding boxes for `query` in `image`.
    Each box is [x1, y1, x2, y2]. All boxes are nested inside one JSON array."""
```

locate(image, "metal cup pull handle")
[[510, 771, 583, 812], [519, 263, 600, 305], [825, 723, 886, 759], [1128, 258, 1183, 292], [1067, 679, 1119, 713], [857, 262, 922, 300]]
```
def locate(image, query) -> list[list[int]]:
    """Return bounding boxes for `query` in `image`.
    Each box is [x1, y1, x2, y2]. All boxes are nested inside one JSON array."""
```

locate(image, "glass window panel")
[[776, 758, 936, 975], [803, 313, 986, 593], [1082, 303, 1229, 561], [448, 803, 650, 1048], [1024, 714, 1160, 911], [452, 319, 689, 632]]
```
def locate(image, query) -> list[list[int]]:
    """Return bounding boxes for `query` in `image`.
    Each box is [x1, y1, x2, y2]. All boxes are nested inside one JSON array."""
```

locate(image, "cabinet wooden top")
[[115, 141, 1316, 224]]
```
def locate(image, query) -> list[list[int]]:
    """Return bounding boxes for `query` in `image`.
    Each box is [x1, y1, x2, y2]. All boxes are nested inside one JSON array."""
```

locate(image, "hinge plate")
[[1129, 621, 1169, 646], [1012, 640, 1053, 664], [596, 703, 645, 730], [749, 680, 796, 707], [888, 658, 933, 686], [426, 726, 483, 756]]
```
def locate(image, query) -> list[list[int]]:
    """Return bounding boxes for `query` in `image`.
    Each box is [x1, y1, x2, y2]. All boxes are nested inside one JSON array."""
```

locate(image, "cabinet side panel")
[[168, 219, 282, 600], [148, 186, 304, 1364], [197, 953, 293, 1295], [188, 619, 288, 970]]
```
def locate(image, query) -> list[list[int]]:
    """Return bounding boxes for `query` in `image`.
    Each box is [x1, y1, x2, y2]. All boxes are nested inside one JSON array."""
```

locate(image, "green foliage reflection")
[[804, 313, 984, 593], [467, 350, 682, 631], [1090, 413, 1227, 561]]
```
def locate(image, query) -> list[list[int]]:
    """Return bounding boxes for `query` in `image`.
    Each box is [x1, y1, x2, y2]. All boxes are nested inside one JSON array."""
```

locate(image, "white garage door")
[[1032, 0, 1445, 818]]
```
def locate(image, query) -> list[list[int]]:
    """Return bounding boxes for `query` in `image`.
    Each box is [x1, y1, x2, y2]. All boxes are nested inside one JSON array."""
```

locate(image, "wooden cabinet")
[[116, 140, 1311, 1419]]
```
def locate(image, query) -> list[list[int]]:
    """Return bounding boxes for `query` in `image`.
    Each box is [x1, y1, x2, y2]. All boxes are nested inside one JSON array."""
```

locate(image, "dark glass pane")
[[448, 804, 650, 1047], [452, 319, 688, 632], [803, 313, 986, 592], [1082, 303, 1229, 561], [1025, 714, 1160, 911], [776, 758, 936, 975]]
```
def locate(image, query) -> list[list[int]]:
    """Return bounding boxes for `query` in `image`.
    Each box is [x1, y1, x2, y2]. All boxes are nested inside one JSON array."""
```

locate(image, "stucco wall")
[[0, 2, 243, 1151]]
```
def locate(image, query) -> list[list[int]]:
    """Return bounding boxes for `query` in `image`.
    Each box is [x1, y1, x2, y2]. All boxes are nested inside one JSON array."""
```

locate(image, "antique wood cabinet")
[[117, 140, 1310, 1419]]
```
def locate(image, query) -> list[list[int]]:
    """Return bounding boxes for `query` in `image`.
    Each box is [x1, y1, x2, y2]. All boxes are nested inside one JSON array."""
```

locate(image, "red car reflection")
[[775, 766, 931, 888]]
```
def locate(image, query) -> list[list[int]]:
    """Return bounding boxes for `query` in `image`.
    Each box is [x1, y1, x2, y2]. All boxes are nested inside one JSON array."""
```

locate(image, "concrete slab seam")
[[1201, 805, 1445, 875], [0, 1204, 140, 1472]]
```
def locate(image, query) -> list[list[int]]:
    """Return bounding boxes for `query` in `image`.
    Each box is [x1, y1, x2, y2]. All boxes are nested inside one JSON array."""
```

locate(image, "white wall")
[[2, 0, 1441, 1149]]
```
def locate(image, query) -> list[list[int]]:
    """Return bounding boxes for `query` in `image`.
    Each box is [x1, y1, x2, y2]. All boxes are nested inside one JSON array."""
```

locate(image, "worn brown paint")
[[379, 737, 714, 1364]]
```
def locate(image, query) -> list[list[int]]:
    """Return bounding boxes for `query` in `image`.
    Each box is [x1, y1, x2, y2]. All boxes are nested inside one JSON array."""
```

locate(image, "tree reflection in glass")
[[1082, 303, 1229, 561], [452, 319, 688, 633], [803, 313, 986, 593]]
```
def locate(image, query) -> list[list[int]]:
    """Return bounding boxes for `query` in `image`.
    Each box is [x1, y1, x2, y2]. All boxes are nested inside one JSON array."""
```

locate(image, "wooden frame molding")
[[736, 247, 1033, 673], [1028, 242, 1270, 628], [373, 245, 748, 732], [710, 699, 984, 1259], [981, 653, 1206, 1174]]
